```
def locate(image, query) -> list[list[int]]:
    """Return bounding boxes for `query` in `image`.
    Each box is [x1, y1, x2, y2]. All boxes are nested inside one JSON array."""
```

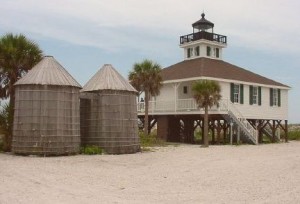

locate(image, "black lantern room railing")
[[180, 31, 227, 45]]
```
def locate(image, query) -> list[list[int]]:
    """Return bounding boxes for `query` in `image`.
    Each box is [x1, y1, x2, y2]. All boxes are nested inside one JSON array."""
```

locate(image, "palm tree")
[[192, 80, 221, 147], [129, 59, 162, 136], [0, 33, 43, 151]]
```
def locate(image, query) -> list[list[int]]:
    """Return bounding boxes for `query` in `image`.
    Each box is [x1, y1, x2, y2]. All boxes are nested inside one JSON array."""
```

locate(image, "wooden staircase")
[[222, 101, 258, 144]]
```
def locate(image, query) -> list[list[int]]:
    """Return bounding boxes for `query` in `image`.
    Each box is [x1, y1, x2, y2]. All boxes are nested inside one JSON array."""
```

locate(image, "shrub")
[[0, 136, 3, 152], [194, 131, 202, 143], [80, 146, 103, 155], [0, 103, 13, 151], [139, 131, 165, 148]]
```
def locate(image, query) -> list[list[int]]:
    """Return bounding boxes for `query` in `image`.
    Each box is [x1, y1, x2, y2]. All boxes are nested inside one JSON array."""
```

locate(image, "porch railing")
[[137, 98, 229, 114]]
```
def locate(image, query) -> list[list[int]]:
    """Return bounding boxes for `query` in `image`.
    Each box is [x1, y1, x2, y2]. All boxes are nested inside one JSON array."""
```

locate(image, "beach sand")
[[0, 141, 299, 204]]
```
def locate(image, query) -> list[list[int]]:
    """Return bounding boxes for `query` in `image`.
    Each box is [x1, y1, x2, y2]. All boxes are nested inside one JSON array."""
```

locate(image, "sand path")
[[0, 141, 299, 204]]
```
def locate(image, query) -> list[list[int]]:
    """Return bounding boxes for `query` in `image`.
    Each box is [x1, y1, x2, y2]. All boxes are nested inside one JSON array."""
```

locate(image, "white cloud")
[[1, 0, 300, 55]]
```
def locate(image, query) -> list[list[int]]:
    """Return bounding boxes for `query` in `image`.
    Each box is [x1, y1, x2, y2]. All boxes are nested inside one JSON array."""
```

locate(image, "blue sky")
[[1, 0, 299, 123]]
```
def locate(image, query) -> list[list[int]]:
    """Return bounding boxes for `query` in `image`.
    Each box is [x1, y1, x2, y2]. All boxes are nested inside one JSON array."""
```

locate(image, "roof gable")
[[161, 58, 289, 88]]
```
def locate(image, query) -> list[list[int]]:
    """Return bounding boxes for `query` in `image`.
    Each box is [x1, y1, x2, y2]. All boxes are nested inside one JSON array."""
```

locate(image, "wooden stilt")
[[182, 117, 194, 144], [201, 120, 204, 144], [168, 116, 181, 142], [258, 120, 263, 143], [216, 120, 222, 145], [230, 123, 233, 145], [285, 120, 288, 142], [272, 120, 276, 142], [237, 126, 240, 144], [157, 116, 169, 141], [222, 122, 228, 144], [210, 120, 215, 145]]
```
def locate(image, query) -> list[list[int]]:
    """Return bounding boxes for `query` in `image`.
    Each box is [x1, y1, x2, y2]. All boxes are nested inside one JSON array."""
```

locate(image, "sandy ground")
[[0, 142, 300, 204]]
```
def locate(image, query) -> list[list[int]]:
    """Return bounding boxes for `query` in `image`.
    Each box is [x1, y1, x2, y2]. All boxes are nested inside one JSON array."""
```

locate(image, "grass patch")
[[139, 131, 166, 151], [80, 146, 103, 155], [194, 131, 202, 143], [288, 130, 300, 141]]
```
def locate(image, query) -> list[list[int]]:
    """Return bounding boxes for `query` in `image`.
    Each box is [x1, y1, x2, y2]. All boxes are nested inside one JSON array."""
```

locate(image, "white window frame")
[[194, 46, 200, 56], [252, 86, 258, 105], [273, 88, 278, 106], [207, 46, 211, 56], [234, 84, 240, 103], [187, 48, 193, 58]]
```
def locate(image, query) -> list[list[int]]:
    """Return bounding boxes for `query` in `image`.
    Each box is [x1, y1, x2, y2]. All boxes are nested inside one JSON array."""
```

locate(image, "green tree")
[[0, 103, 13, 148], [129, 59, 162, 136], [192, 80, 221, 147], [0, 33, 43, 151]]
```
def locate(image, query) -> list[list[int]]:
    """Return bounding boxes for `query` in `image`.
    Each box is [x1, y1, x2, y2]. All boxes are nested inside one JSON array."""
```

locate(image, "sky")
[[1, 0, 299, 123]]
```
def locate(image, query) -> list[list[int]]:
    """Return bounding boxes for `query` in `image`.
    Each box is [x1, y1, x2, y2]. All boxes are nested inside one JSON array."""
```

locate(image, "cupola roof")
[[192, 13, 214, 30]]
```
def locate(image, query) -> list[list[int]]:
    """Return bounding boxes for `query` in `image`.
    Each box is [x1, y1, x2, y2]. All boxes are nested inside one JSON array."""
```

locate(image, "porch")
[[137, 98, 288, 145]]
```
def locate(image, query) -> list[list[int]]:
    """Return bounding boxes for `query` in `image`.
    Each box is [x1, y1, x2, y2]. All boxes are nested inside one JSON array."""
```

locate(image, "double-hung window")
[[207, 46, 211, 56], [187, 48, 193, 58], [194, 46, 200, 56], [270, 88, 281, 107], [252, 86, 258, 105], [273, 88, 278, 106], [250, 85, 261, 105], [234, 84, 240, 103], [231, 83, 244, 104]]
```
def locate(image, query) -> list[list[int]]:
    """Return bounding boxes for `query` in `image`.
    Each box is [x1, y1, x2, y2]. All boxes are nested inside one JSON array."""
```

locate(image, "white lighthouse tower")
[[180, 13, 227, 60]]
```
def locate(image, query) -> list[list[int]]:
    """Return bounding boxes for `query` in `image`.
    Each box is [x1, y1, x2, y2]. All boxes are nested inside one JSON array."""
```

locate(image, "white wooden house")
[[138, 13, 289, 144]]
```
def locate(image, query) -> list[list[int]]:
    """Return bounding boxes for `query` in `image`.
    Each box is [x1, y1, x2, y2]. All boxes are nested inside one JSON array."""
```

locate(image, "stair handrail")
[[224, 100, 258, 144]]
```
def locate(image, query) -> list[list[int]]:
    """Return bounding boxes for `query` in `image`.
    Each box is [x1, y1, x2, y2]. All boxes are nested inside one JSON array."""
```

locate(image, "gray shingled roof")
[[82, 64, 137, 92], [161, 57, 289, 88], [14, 56, 82, 88]]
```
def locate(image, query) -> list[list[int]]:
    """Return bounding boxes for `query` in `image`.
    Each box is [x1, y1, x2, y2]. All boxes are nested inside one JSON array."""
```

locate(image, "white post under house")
[[138, 13, 290, 144]]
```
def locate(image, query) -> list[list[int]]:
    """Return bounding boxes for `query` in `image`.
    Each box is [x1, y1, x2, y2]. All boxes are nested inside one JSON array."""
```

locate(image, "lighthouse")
[[180, 13, 227, 60], [137, 13, 290, 145]]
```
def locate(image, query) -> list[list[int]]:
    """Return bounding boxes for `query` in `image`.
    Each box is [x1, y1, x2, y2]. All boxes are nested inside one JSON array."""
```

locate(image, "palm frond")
[[128, 59, 162, 97], [192, 80, 222, 108]]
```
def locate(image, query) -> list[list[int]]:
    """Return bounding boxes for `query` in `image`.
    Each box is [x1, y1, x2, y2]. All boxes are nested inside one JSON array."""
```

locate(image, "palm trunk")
[[144, 90, 149, 136], [203, 106, 209, 147]]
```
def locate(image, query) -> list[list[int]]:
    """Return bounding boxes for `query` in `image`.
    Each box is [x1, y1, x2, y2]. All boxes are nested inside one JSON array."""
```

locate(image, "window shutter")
[[258, 86, 262, 106], [240, 84, 244, 104], [270, 88, 273, 106], [278, 89, 281, 107], [230, 83, 234, 103], [249, 85, 253, 105]]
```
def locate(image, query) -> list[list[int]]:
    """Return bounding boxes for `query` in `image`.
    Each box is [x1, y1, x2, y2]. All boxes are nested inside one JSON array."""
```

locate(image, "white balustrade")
[[137, 98, 229, 113]]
